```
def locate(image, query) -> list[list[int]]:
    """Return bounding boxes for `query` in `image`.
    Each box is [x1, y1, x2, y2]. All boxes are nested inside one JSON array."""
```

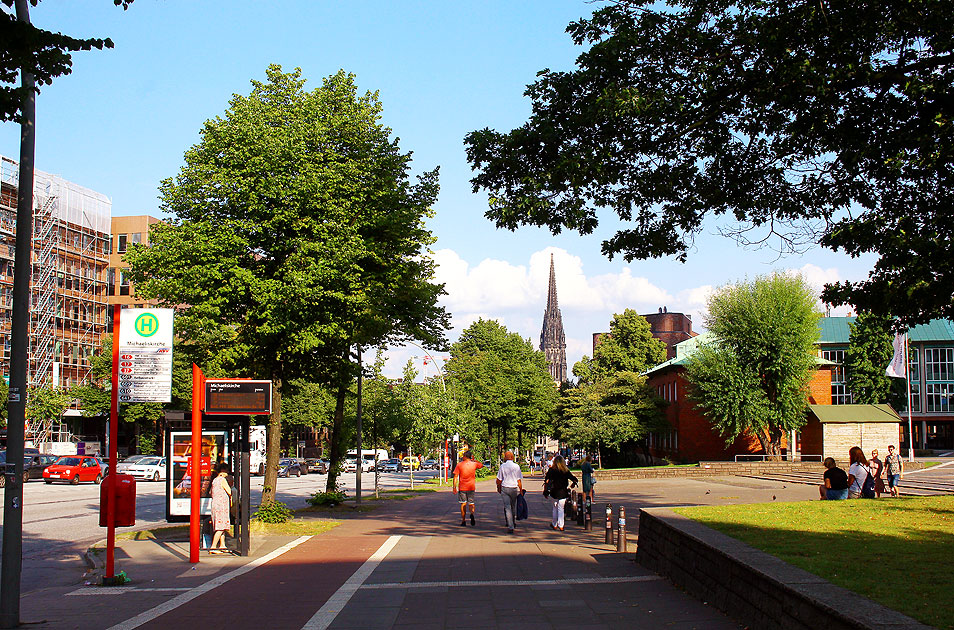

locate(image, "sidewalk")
[[20, 475, 818, 630]]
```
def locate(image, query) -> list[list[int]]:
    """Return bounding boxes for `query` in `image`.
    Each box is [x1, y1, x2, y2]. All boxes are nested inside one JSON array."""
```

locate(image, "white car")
[[122, 456, 167, 482], [114, 454, 151, 474], [343, 458, 357, 472]]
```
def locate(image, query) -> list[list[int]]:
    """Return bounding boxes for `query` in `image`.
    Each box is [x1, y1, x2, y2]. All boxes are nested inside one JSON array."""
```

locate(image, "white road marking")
[[105, 535, 312, 630], [67, 587, 192, 595], [360, 575, 663, 589], [300, 535, 402, 630]]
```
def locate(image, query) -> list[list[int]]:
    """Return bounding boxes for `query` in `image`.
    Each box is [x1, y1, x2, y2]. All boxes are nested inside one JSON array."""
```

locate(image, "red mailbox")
[[100, 474, 136, 527]]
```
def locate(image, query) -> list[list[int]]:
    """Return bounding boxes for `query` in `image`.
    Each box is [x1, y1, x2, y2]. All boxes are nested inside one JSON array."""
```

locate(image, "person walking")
[[544, 455, 577, 531], [496, 451, 524, 534], [580, 455, 596, 503], [884, 444, 904, 497], [869, 449, 885, 498], [453, 450, 483, 526], [209, 462, 232, 554]]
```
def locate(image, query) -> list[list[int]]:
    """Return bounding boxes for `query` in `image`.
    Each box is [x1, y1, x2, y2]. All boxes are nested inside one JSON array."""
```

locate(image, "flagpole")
[[905, 336, 914, 462]]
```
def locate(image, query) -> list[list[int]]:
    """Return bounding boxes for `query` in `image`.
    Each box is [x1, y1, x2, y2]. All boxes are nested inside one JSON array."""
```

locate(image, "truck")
[[250, 425, 267, 475]]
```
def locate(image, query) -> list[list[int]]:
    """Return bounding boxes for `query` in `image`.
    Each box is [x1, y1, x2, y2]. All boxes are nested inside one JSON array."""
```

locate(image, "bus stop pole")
[[190, 365, 204, 563], [240, 415, 251, 556]]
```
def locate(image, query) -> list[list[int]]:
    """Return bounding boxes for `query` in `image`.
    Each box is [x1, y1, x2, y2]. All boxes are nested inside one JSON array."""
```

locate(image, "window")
[[105, 268, 115, 296], [131, 232, 141, 246], [822, 348, 852, 404], [108, 236, 113, 254], [924, 347, 954, 413], [119, 269, 130, 296], [117, 234, 128, 253]]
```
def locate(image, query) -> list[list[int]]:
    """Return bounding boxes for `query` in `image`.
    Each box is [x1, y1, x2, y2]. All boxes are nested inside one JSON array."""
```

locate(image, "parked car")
[[343, 458, 358, 473], [278, 458, 302, 477], [304, 458, 327, 474], [23, 454, 58, 481], [42, 455, 104, 485], [378, 458, 403, 472], [122, 456, 167, 482], [115, 454, 151, 474], [422, 459, 439, 470], [401, 456, 421, 471]]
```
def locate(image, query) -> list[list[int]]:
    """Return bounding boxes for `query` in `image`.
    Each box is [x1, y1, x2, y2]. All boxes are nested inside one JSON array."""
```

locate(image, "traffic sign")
[[117, 308, 174, 403]]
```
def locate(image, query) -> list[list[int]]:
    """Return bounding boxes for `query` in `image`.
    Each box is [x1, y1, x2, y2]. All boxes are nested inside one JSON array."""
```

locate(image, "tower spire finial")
[[540, 252, 567, 384]]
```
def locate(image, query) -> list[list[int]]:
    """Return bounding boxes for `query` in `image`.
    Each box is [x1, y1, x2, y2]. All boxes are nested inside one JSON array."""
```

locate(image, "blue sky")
[[1, 1, 877, 379]]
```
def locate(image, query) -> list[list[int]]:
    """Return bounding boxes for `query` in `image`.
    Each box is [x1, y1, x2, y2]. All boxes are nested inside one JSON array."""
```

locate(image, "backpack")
[[861, 466, 876, 498]]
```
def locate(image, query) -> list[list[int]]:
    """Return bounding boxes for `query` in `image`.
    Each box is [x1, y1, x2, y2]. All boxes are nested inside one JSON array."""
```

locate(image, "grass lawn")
[[676, 496, 954, 630], [114, 518, 340, 541]]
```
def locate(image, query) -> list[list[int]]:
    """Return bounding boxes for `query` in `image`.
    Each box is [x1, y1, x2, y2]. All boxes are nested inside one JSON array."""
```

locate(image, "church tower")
[[539, 253, 567, 384]]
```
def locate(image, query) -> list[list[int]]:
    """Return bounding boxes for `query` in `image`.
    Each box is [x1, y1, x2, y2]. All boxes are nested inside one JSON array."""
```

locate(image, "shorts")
[[825, 488, 848, 500], [887, 474, 901, 488], [457, 490, 475, 504]]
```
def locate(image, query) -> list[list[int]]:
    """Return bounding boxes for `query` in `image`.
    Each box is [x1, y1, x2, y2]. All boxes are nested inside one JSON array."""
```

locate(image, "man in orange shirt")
[[452, 450, 483, 526]]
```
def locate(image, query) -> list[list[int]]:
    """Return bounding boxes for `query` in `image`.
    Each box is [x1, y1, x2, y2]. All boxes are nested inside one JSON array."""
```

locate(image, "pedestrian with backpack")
[[847, 446, 874, 499]]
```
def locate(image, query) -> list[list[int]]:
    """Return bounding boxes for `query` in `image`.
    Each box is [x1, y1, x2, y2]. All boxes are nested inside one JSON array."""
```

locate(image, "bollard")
[[584, 495, 592, 531], [605, 504, 614, 544], [577, 492, 585, 526], [616, 506, 627, 553]]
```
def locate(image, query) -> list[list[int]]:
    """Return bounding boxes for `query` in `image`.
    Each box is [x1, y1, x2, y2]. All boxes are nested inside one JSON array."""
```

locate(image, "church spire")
[[540, 253, 567, 384]]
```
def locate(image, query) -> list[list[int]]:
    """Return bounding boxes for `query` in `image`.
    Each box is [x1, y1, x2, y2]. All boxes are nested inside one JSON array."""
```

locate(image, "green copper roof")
[[807, 404, 901, 423], [818, 317, 954, 345]]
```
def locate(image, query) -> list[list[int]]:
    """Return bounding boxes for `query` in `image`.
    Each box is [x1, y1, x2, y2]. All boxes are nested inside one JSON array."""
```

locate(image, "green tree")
[[464, 1, 954, 326], [846, 313, 906, 408], [556, 372, 665, 467], [126, 66, 448, 502], [445, 319, 558, 459], [25, 385, 70, 425], [0, 378, 8, 427], [684, 273, 820, 457], [573, 309, 666, 384], [1, 0, 132, 122]]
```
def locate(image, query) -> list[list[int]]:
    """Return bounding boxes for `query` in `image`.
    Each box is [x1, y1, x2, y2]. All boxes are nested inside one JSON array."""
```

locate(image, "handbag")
[[542, 481, 550, 498]]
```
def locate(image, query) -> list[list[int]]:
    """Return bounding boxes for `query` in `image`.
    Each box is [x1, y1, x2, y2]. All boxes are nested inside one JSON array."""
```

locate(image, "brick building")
[[592, 307, 696, 360], [818, 317, 954, 451], [643, 333, 836, 462], [0, 155, 112, 446]]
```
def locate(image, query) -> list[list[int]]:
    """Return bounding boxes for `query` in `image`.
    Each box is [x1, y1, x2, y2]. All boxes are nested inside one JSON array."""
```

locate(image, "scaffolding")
[[0, 155, 111, 447]]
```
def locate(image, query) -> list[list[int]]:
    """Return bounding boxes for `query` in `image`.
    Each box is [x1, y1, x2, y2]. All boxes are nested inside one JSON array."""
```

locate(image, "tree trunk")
[[261, 377, 282, 506], [325, 381, 348, 492]]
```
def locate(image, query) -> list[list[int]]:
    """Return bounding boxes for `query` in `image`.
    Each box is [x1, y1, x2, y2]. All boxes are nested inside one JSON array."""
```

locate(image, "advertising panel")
[[118, 308, 174, 403], [166, 430, 229, 519]]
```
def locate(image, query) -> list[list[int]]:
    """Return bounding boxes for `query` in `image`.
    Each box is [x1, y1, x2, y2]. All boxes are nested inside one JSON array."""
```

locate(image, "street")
[[0, 468, 441, 594]]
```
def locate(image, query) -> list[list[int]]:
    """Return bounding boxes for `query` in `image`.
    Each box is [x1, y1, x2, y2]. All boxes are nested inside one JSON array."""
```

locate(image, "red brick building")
[[643, 333, 835, 462]]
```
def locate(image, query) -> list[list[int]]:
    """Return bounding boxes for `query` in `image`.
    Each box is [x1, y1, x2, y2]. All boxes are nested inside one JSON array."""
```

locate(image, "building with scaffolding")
[[0, 155, 111, 448]]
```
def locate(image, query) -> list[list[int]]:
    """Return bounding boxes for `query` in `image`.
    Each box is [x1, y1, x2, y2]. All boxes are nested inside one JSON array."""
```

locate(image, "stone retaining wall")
[[592, 460, 924, 481], [636, 508, 932, 630]]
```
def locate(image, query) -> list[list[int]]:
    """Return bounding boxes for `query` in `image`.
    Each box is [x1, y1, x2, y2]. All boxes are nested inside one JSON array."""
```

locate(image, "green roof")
[[807, 404, 901, 423], [818, 317, 954, 345]]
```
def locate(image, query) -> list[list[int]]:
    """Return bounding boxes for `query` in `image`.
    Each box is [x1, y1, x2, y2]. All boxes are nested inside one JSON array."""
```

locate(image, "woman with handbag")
[[209, 462, 233, 554], [544, 456, 578, 531]]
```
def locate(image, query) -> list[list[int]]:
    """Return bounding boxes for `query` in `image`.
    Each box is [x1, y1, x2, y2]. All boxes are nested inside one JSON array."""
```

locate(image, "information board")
[[167, 430, 229, 518], [205, 380, 272, 415], [117, 308, 174, 403]]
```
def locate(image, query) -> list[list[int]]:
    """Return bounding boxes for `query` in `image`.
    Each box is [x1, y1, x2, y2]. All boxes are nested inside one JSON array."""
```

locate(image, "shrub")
[[254, 500, 292, 523], [307, 490, 347, 507]]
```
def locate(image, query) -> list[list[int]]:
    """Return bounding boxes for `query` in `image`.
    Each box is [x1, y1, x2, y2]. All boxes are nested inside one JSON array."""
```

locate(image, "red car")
[[42, 455, 104, 485]]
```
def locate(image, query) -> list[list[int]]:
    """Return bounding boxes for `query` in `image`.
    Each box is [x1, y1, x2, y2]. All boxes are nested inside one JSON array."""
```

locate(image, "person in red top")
[[452, 451, 484, 526]]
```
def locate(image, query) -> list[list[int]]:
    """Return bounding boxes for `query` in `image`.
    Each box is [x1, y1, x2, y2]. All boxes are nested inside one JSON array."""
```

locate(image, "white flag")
[[886, 333, 907, 378]]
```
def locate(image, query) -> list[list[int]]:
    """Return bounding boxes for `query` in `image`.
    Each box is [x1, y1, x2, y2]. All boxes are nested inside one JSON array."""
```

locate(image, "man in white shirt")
[[496, 451, 524, 534]]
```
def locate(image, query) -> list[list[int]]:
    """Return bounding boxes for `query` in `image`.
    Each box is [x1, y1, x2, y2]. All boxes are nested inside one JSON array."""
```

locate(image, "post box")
[[100, 474, 136, 527]]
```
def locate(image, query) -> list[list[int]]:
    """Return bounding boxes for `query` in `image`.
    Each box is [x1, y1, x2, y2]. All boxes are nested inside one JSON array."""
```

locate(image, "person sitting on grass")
[[818, 457, 849, 500]]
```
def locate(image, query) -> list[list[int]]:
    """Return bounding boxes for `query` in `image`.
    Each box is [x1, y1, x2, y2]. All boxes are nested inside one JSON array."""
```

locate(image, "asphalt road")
[[0, 468, 441, 595]]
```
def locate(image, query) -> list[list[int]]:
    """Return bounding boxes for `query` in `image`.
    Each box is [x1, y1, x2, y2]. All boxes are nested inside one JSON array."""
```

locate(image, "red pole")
[[190, 364, 204, 563], [106, 305, 121, 578]]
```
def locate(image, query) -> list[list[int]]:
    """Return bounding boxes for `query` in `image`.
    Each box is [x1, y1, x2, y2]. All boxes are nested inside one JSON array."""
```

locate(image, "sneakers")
[[508, 528, 514, 534], [460, 520, 466, 526], [470, 514, 476, 526]]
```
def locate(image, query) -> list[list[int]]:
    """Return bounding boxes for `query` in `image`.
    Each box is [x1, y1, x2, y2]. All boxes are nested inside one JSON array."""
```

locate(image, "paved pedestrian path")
[[20, 474, 822, 630]]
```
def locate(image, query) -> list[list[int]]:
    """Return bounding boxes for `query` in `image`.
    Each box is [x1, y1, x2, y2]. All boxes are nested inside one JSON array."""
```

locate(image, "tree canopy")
[[846, 313, 905, 408], [445, 319, 558, 457], [126, 65, 449, 500], [573, 308, 666, 383], [1, 0, 132, 122], [465, 0, 954, 325], [684, 273, 820, 456]]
